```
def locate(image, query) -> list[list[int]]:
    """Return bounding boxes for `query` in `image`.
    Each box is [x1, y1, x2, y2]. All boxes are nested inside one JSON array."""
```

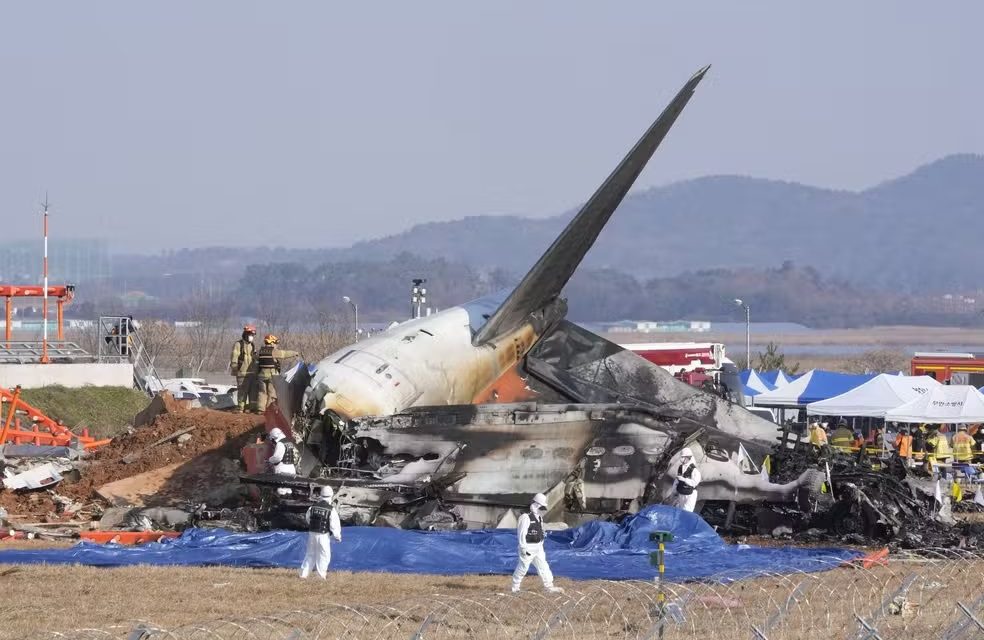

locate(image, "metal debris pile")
[[702, 436, 984, 550], [1, 391, 264, 541]]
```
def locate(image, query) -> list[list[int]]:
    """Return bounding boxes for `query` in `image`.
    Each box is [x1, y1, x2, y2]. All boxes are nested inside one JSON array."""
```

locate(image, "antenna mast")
[[41, 194, 50, 364]]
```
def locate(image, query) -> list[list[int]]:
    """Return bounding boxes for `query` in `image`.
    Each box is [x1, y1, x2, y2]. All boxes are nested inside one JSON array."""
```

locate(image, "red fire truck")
[[910, 352, 984, 386], [620, 341, 775, 421], [619, 342, 727, 389]]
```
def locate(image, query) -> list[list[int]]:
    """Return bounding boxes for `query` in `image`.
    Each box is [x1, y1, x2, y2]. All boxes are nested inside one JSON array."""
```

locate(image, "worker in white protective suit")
[[511, 492, 563, 593], [672, 447, 701, 512], [267, 428, 298, 496], [299, 484, 342, 579]]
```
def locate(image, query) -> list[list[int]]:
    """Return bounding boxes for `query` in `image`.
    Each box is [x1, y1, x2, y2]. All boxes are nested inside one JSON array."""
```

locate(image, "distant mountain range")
[[318, 154, 984, 292]]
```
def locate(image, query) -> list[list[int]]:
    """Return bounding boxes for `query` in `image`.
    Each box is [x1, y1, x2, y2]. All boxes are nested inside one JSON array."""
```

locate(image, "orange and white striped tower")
[[40, 195, 50, 364]]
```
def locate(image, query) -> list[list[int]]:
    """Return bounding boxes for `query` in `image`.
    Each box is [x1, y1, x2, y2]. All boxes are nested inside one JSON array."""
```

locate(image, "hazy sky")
[[1, 2, 980, 250]]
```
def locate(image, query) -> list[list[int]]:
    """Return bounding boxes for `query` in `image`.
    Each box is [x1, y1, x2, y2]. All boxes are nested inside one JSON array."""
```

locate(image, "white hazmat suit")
[[267, 428, 298, 496], [299, 486, 342, 579], [671, 448, 701, 512], [511, 493, 562, 593]]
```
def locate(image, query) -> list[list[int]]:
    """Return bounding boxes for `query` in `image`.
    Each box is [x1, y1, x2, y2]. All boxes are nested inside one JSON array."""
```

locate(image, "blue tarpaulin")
[[0, 506, 858, 582]]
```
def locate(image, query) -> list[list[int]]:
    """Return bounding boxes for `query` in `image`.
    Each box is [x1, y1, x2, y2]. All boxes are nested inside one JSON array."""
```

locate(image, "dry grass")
[[0, 565, 527, 638], [0, 553, 982, 639]]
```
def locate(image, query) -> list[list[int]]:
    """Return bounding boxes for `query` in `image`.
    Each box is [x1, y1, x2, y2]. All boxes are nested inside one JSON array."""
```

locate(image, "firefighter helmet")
[[264, 334, 278, 345]]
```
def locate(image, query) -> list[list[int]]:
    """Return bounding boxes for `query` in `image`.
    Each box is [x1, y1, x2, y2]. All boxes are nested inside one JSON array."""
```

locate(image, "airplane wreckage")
[[234, 67, 979, 546]]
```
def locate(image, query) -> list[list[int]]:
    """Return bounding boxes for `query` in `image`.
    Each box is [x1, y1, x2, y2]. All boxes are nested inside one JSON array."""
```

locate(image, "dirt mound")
[[58, 409, 265, 503], [0, 490, 58, 519]]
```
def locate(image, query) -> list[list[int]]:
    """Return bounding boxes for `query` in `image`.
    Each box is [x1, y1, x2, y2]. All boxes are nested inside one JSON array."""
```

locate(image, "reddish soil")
[[0, 491, 58, 520], [57, 409, 265, 502]]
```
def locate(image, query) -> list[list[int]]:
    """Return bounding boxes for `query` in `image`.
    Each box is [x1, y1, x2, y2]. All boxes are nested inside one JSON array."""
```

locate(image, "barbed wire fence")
[[31, 550, 984, 640]]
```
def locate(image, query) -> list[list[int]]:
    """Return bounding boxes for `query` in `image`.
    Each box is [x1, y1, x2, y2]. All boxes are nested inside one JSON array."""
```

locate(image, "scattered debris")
[[132, 390, 183, 429], [2, 462, 69, 490], [122, 425, 199, 464], [58, 408, 262, 505], [159, 379, 237, 411], [701, 435, 984, 550]]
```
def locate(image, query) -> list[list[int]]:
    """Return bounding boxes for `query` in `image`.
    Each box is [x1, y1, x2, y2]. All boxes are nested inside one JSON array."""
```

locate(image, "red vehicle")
[[911, 352, 984, 386], [619, 341, 751, 409], [619, 342, 725, 375], [619, 341, 730, 389]]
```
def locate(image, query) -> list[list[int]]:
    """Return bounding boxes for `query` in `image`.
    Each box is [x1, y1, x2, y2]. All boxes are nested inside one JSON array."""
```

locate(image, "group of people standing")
[[230, 324, 298, 413], [809, 419, 984, 467]]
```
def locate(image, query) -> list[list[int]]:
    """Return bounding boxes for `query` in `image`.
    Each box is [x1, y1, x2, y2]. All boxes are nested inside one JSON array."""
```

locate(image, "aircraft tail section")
[[473, 65, 710, 346]]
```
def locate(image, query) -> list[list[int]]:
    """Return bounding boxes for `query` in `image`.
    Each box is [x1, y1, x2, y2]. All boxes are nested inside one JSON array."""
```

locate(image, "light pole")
[[734, 298, 750, 370], [342, 296, 359, 342], [411, 279, 427, 319]]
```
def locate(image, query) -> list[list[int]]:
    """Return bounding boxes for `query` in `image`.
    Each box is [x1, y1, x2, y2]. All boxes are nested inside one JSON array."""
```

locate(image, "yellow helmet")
[[264, 334, 278, 345]]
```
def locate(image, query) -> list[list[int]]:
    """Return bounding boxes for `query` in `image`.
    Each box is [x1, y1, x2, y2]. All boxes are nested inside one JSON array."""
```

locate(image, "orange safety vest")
[[895, 434, 912, 458], [953, 431, 974, 462]]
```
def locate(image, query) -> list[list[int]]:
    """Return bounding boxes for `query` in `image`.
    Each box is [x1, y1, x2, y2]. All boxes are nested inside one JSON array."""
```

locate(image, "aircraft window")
[[375, 364, 389, 374], [421, 452, 440, 461], [585, 446, 606, 457], [612, 445, 635, 457], [334, 350, 355, 364], [521, 446, 544, 459]]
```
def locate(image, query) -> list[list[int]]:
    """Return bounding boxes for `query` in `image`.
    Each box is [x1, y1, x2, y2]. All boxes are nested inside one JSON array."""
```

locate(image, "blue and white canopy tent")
[[753, 370, 877, 408], [740, 369, 776, 397], [760, 370, 795, 388]]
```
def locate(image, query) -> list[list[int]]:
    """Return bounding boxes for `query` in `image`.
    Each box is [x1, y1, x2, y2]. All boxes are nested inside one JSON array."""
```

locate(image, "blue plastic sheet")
[[0, 506, 860, 582]]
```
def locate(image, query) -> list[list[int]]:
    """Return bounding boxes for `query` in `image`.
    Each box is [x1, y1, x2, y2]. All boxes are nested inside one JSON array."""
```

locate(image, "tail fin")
[[473, 65, 710, 345]]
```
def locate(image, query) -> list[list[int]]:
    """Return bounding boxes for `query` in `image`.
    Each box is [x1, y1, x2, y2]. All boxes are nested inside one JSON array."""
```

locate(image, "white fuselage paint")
[[304, 292, 535, 420]]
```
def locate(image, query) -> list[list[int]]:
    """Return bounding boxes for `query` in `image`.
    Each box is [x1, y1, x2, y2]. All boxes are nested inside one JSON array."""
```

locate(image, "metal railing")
[[96, 316, 162, 395], [0, 341, 90, 364]]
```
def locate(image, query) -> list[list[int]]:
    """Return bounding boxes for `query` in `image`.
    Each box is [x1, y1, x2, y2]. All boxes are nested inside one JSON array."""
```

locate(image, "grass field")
[[1, 550, 982, 639], [16, 385, 150, 440]]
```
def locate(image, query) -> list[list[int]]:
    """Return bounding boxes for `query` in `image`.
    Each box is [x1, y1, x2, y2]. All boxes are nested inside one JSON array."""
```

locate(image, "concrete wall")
[[0, 363, 134, 389]]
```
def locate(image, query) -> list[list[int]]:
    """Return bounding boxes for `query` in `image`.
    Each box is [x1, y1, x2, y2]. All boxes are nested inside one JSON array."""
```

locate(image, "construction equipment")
[[0, 385, 111, 450]]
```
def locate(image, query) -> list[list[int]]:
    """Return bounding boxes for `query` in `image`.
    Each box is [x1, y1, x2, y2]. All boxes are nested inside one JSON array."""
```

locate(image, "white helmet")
[[268, 428, 285, 442], [532, 492, 548, 509], [679, 447, 695, 460], [319, 485, 334, 500]]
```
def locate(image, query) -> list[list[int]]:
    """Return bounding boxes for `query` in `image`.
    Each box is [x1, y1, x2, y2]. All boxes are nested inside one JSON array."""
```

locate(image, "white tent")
[[806, 374, 940, 417], [884, 384, 984, 424]]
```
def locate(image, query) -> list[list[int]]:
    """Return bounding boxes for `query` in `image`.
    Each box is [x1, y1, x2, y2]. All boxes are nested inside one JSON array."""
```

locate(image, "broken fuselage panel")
[[333, 403, 818, 528]]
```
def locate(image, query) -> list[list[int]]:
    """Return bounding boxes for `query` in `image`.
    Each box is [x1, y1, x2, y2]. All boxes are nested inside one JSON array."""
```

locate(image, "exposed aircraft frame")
[[243, 66, 822, 529]]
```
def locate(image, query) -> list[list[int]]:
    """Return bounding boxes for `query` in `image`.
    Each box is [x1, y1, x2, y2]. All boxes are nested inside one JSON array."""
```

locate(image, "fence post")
[[410, 613, 433, 640], [848, 573, 918, 640], [941, 594, 984, 640], [643, 592, 692, 640], [532, 597, 579, 640], [853, 614, 883, 640], [750, 581, 812, 640], [127, 624, 158, 640]]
